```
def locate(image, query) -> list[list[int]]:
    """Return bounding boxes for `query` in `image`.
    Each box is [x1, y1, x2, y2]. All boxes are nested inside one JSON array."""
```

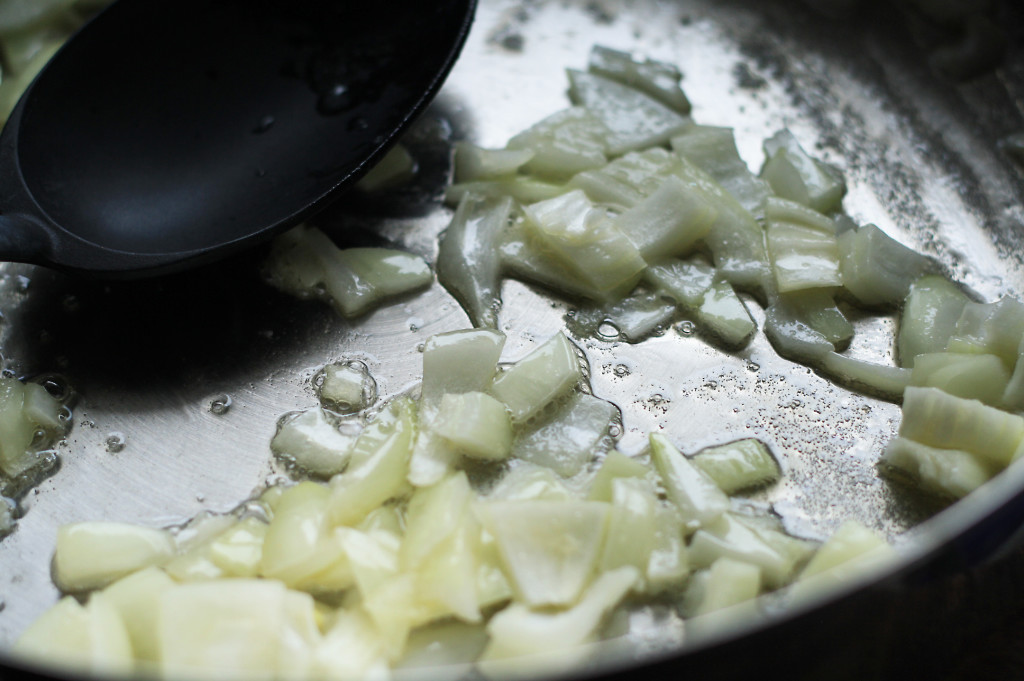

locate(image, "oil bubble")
[[316, 361, 377, 413], [210, 394, 233, 415], [596, 321, 620, 341], [105, 432, 126, 453]]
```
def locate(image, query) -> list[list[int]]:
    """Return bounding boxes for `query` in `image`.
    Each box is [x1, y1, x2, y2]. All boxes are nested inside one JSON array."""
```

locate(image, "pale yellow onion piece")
[[511, 391, 617, 476], [506, 106, 610, 180], [206, 517, 269, 579], [648, 432, 729, 527], [694, 557, 762, 616], [413, 511, 484, 623], [692, 438, 781, 494], [790, 520, 894, 602], [14, 593, 133, 677], [452, 141, 535, 182], [54, 522, 175, 593], [319, 247, 432, 318], [158, 579, 318, 681], [489, 333, 582, 423], [771, 288, 853, 347], [259, 482, 345, 588], [949, 296, 1024, 368], [0, 376, 41, 478], [598, 477, 660, 577], [760, 129, 845, 214], [433, 391, 513, 461], [478, 566, 639, 678], [896, 275, 970, 367], [837, 224, 935, 307], [478, 499, 610, 608], [270, 408, 357, 479], [325, 397, 416, 526], [396, 620, 490, 672], [587, 450, 651, 503], [643, 257, 716, 308], [587, 45, 691, 113], [880, 436, 994, 499], [819, 352, 912, 402], [358, 573, 452, 662], [101, 566, 177, 665], [687, 513, 798, 589], [317, 361, 376, 413], [670, 125, 770, 218], [336, 525, 400, 599], [22, 381, 65, 432], [695, 278, 757, 349], [409, 329, 506, 485], [311, 609, 390, 680], [567, 69, 692, 155], [486, 463, 576, 503], [569, 146, 677, 210], [645, 504, 690, 592], [611, 174, 716, 261], [765, 221, 842, 294], [436, 194, 513, 329], [400, 472, 473, 571], [899, 386, 1024, 469], [522, 190, 647, 298], [668, 152, 770, 293], [421, 328, 506, 406], [909, 352, 1010, 407]]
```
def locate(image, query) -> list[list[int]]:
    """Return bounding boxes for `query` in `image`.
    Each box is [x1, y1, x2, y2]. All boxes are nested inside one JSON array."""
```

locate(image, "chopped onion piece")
[[54, 522, 175, 593], [692, 439, 781, 494], [506, 107, 610, 179], [479, 499, 610, 607], [567, 69, 692, 155], [880, 436, 994, 499], [489, 333, 582, 424], [437, 194, 513, 329], [899, 386, 1024, 468], [649, 433, 729, 527], [587, 45, 691, 113], [511, 392, 617, 476]]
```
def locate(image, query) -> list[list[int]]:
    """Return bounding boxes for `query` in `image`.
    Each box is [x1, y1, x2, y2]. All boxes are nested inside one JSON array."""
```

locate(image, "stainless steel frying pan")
[[1, 0, 1023, 679]]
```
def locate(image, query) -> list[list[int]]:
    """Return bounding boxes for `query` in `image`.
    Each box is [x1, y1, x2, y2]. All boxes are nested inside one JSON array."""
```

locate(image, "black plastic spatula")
[[0, 0, 476, 276]]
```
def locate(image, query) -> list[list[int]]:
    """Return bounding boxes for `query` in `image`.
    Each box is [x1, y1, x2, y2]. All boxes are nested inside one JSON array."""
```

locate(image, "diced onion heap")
[[12, 39, 1024, 681], [15, 329, 893, 678], [437, 44, 1024, 500]]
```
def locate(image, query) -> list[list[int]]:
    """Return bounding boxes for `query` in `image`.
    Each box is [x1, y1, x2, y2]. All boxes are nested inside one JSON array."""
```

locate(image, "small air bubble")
[[105, 432, 126, 453], [613, 364, 630, 377], [746, 361, 760, 372], [196, 493, 206, 503], [608, 424, 622, 438], [37, 374, 71, 402], [705, 380, 719, 390], [678, 320, 696, 336], [597, 321, 620, 341], [210, 394, 232, 415]]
